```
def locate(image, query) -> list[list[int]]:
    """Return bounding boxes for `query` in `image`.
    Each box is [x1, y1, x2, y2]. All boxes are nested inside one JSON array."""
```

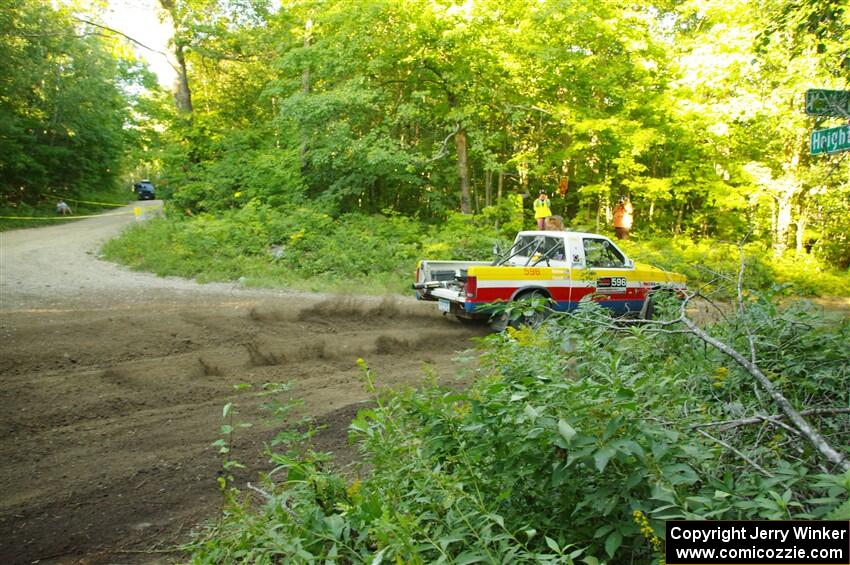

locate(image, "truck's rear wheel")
[[513, 290, 551, 328], [488, 290, 552, 331], [489, 313, 509, 332], [456, 315, 484, 326]]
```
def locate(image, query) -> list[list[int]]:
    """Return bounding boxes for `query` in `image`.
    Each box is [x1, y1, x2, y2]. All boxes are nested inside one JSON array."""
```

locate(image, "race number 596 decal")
[[596, 276, 627, 293]]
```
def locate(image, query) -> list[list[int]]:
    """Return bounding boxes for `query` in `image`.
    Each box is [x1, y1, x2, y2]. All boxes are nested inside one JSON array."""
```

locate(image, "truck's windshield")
[[582, 238, 626, 268]]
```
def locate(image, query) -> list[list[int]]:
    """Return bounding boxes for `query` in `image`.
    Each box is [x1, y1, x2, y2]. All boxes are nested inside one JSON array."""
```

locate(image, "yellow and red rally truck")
[[413, 230, 686, 327]]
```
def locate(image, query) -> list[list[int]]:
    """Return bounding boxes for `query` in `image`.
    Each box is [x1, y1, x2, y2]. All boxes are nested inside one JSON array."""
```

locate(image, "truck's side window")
[[583, 238, 626, 268], [541, 237, 566, 261], [512, 235, 566, 264]]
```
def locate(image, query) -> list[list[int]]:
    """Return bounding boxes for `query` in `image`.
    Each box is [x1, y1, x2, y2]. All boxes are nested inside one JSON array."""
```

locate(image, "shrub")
[[619, 237, 849, 298], [188, 297, 849, 563], [104, 205, 850, 298]]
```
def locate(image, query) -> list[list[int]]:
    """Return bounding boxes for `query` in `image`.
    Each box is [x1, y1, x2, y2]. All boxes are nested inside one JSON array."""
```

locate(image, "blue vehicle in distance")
[[134, 180, 156, 200]]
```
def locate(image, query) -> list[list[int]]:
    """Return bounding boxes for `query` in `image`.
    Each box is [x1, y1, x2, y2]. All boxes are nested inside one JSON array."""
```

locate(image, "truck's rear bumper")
[[430, 288, 463, 302], [428, 289, 492, 318]]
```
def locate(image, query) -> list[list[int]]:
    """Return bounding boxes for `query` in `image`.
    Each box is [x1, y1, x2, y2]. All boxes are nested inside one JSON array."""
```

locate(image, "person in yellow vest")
[[533, 190, 552, 230], [613, 196, 633, 240]]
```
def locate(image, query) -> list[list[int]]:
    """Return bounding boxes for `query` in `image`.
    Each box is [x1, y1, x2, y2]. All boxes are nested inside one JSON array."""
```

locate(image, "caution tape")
[[0, 205, 162, 220], [56, 197, 132, 207], [0, 210, 135, 220]]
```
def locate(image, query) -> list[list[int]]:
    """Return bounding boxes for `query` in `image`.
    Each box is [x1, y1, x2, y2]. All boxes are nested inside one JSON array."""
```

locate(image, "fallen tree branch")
[[247, 482, 301, 523], [678, 238, 849, 473], [246, 481, 273, 501], [697, 429, 774, 478], [549, 279, 850, 473], [681, 316, 849, 472], [692, 408, 850, 431]]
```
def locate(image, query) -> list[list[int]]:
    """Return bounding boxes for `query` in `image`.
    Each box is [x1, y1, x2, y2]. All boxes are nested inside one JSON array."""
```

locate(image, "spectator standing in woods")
[[533, 191, 552, 230], [56, 200, 72, 216], [613, 196, 633, 240]]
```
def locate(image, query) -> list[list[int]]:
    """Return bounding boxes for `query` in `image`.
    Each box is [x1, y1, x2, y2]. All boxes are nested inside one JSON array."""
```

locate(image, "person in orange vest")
[[613, 196, 633, 240], [533, 190, 552, 230]]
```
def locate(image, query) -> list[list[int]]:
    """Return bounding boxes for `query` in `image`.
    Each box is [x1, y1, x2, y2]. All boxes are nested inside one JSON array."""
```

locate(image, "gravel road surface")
[[0, 202, 483, 564]]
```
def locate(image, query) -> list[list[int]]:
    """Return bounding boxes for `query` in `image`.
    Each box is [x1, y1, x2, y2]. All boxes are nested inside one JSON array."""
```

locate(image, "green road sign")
[[805, 89, 850, 117], [810, 124, 850, 155]]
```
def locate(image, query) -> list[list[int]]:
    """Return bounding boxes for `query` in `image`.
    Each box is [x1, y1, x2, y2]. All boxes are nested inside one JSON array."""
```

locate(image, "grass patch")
[[101, 203, 510, 295]]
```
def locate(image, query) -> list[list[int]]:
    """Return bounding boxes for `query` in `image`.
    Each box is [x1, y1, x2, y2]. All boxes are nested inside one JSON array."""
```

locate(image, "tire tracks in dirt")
[[0, 296, 487, 564], [0, 208, 487, 563]]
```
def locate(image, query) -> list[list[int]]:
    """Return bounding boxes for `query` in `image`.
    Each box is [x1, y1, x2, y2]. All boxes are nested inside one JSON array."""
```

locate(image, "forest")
[[3, 0, 850, 271], [2, 0, 849, 562]]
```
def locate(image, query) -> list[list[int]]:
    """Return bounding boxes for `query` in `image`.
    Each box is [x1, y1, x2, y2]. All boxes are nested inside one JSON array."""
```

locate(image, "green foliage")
[[761, 0, 849, 78], [102, 204, 517, 293], [133, 0, 850, 270], [166, 127, 305, 213], [0, 0, 149, 205], [619, 237, 850, 298], [808, 183, 850, 269], [104, 206, 850, 297], [7, 0, 848, 270], [188, 297, 850, 563]]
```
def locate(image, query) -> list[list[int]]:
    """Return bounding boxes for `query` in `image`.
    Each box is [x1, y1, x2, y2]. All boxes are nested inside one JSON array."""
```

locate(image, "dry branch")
[[425, 124, 461, 163], [680, 315, 849, 472], [548, 245, 850, 473], [697, 429, 774, 477], [692, 408, 850, 432], [71, 17, 180, 74]]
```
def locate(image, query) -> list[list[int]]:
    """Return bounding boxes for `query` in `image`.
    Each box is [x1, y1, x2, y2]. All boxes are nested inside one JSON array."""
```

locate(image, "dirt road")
[[0, 203, 485, 564]]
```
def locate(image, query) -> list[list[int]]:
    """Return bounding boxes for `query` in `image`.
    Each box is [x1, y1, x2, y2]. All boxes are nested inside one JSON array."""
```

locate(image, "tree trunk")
[[172, 42, 193, 114], [774, 192, 793, 257], [455, 125, 471, 214], [485, 169, 493, 207], [158, 0, 193, 115], [472, 167, 480, 214], [300, 19, 312, 169], [301, 21, 312, 95], [795, 206, 809, 255], [674, 202, 684, 235], [595, 197, 601, 232], [497, 171, 504, 201]]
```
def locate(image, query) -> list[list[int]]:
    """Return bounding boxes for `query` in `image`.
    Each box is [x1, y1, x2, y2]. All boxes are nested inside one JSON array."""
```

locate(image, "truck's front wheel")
[[642, 289, 680, 321]]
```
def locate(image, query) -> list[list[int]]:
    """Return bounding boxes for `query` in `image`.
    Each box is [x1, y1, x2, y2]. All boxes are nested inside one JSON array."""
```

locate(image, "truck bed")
[[414, 260, 491, 300]]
